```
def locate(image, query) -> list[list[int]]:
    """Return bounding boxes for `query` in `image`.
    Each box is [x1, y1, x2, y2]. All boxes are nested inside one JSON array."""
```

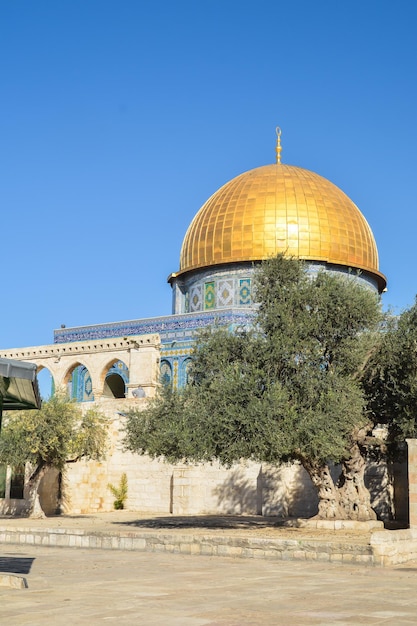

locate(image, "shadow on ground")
[[0, 557, 34, 574], [113, 515, 290, 530]]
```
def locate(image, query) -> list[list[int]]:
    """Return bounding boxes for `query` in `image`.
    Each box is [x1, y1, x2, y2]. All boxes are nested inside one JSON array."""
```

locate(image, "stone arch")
[[63, 361, 95, 402], [36, 364, 55, 400], [102, 359, 129, 399]]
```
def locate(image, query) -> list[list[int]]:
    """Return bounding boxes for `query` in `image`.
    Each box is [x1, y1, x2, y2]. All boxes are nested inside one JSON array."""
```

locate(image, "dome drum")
[[169, 263, 256, 315], [169, 259, 383, 315]]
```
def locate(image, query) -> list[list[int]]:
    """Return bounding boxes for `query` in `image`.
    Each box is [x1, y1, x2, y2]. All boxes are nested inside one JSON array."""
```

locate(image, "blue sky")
[[1, 1, 416, 349]]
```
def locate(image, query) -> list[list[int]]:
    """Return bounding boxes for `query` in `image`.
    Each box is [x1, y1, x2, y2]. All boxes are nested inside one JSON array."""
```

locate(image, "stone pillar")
[[406, 439, 417, 528], [91, 386, 103, 400], [128, 339, 160, 398]]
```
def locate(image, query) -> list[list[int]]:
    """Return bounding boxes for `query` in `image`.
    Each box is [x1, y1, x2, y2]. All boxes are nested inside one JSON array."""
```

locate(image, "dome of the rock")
[[176, 163, 386, 291]]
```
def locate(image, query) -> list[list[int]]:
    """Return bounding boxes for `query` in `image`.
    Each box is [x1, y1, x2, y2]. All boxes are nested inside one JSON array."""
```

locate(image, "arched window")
[[68, 365, 94, 402], [180, 358, 193, 387], [160, 360, 172, 386], [103, 361, 128, 399]]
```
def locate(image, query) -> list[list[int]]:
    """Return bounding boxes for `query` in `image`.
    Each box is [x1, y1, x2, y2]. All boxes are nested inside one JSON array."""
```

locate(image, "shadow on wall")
[[261, 464, 319, 518], [0, 499, 27, 516], [213, 464, 319, 518], [212, 469, 260, 515], [365, 460, 408, 524]]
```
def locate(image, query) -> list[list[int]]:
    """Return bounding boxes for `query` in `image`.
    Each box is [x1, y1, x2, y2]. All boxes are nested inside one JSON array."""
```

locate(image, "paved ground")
[[0, 512, 415, 625], [1, 543, 417, 625]]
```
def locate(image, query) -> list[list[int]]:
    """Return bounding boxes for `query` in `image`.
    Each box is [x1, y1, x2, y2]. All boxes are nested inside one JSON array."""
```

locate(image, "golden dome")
[[178, 163, 386, 291]]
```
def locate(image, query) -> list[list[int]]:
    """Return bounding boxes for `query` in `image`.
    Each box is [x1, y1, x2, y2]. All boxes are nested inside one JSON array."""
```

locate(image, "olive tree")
[[125, 255, 383, 519], [0, 392, 108, 517], [363, 300, 417, 446]]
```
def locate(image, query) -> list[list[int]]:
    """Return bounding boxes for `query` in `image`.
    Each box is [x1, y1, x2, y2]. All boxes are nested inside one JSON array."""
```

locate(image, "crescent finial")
[[275, 127, 282, 164]]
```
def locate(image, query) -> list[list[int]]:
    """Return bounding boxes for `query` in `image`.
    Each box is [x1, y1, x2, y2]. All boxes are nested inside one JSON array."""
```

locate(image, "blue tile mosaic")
[[54, 309, 255, 345], [239, 278, 252, 305]]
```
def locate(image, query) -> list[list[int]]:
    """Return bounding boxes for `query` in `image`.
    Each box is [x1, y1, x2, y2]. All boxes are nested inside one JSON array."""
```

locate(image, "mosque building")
[[0, 130, 389, 518], [54, 129, 386, 395]]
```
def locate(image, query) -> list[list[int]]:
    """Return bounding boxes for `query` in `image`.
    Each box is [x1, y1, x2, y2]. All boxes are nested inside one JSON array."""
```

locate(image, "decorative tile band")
[[54, 309, 255, 345]]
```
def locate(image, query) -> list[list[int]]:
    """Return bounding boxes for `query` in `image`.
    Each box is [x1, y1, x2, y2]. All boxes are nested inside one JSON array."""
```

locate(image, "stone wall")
[[47, 396, 322, 518], [26, 395, 321, 517]]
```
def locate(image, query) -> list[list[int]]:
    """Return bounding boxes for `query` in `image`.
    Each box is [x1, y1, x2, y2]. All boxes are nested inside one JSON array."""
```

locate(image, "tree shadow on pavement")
[[112, 515, 289, 530]]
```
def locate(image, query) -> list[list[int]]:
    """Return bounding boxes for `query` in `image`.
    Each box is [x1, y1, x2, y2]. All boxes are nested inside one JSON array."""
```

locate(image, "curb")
[[2, 524, 416, 567], [0, 526, 375, 565]]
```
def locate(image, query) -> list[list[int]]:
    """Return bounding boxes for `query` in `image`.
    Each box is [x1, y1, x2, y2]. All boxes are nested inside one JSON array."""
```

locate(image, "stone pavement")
[[1, 512, 417, 624], [0, 511, 417, 626], [1, 543, 417, 625]]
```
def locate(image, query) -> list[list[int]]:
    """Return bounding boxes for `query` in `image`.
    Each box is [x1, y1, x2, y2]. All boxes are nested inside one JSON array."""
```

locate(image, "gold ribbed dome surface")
[[179, 164, 385, 289]]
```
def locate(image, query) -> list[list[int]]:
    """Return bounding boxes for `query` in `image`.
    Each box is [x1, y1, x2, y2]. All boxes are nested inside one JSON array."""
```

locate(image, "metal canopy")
[[0, 358, 42, 411]]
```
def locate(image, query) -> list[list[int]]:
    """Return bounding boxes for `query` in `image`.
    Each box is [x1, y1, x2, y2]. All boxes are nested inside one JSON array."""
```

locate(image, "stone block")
[[0, 575, 27, 589], [259, 550, 280, 561], [342, 553, 355, 563], [190, 543, 200, 554], [120, 537, 134, 550], [131, 538, 146, 550], [179, 543, 192, 554], [292, 550, 306, 560]]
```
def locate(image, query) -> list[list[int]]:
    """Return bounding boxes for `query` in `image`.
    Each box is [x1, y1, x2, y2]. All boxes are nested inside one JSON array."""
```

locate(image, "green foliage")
[[363, 300, 417, 443], [71, 406, 109, 462], [124, 383, 195, 463], [255, 256, 381, 378], [107, 473, 128, 510], [124, 255, 383, 475], [0, 392, 108, 472]]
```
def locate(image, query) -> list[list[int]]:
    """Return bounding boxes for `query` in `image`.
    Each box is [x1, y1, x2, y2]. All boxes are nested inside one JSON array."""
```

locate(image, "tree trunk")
[[26, 464, 47, 518], [300, 458, 343, 519], [338, 439, 376, 521]]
